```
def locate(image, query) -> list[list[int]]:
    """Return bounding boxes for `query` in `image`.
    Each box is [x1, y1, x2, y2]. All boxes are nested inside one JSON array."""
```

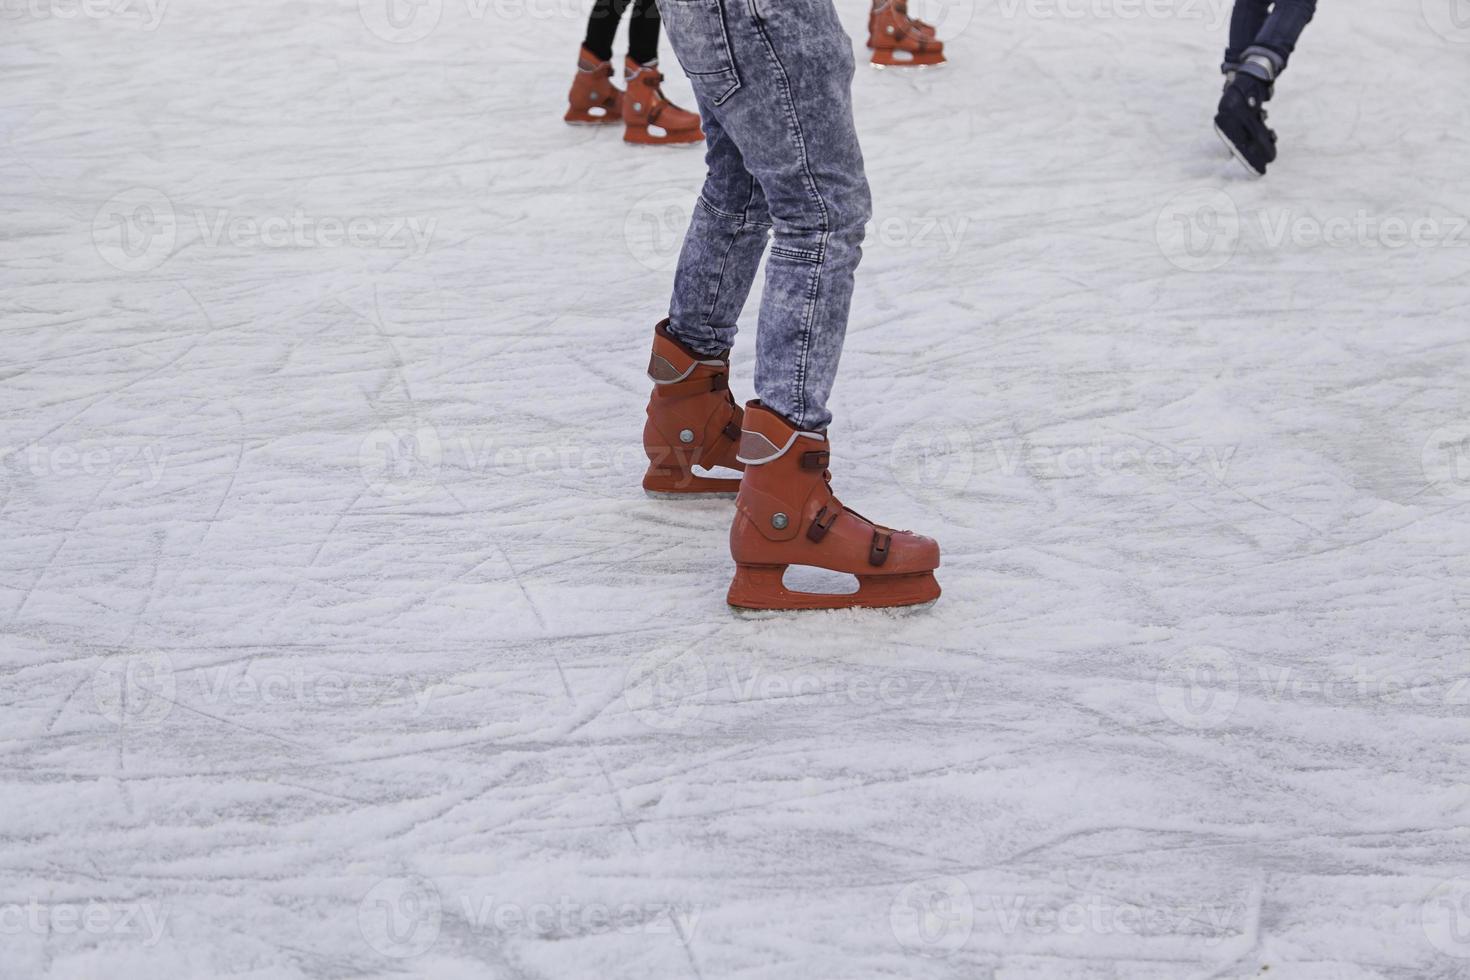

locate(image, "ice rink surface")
[[4, 0, 1470, 975]]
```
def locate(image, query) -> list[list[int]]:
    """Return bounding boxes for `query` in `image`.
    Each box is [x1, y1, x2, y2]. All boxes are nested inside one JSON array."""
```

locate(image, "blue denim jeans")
[[1224, 0, 1316, 74], [658, 0, 872, 430]]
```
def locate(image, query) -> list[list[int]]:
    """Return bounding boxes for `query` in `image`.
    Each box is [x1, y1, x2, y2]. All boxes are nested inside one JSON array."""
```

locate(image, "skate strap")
[[869, 531, 892, 568], [807, 505, 840, 543], [800, 451, 830, 470], [722, 420, 742, 442]]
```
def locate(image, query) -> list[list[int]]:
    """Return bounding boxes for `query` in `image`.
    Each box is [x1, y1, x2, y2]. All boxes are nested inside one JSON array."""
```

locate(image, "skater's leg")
[[626, 0, 661, 67], [1250, 0, 1316, 72], [667, 107, 773, 356], [583, 0, 632, 62], [1223, 0, 1270, 72], [662, 0, 871, 430]]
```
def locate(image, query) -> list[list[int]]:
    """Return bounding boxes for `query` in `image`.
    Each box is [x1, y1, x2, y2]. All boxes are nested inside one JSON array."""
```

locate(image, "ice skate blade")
[[727, 564, 940, 612], [869, 49, 947, 70], [1213, 122, 1266, 178], [643, 466, 742, 496], [869, 59, 947, 71], [730, 599, 937, 619], [644, 489, 738, 500], [624, 126, 704, 147]]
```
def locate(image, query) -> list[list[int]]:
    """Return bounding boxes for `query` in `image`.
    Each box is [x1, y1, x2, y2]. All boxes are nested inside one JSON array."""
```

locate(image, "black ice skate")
[[1214, 47, 1281, 177]]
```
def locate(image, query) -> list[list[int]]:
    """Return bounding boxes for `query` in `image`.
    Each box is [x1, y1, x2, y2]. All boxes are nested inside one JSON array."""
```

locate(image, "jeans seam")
[[751, 11, 829, 427]]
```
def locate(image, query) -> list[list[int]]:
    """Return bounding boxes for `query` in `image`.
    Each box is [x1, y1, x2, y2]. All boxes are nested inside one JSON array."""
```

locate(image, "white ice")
[[3, 0, 1470, 976]]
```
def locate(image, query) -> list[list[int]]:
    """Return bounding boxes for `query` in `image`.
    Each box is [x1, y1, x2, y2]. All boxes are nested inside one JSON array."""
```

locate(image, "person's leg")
[[661, 0, 871, 430], [1250, 0, 1317, 71], [1223, 0, 1271, 73], [667, 107, 773, 356], [658, 0, 938, 610], [627, 0, 662, 67], [583, 0, 632, 63]]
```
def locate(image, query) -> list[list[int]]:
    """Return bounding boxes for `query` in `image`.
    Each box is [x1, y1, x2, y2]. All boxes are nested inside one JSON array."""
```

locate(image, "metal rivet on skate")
[[771, 513, 789, 530], [679, 429, 695, 443]]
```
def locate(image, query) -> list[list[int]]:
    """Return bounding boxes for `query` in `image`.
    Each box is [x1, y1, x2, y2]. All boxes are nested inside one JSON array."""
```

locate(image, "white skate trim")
[[736, 427, 826, 465], [648, 355, 729, 385], [1214, 123, 1265, 179]]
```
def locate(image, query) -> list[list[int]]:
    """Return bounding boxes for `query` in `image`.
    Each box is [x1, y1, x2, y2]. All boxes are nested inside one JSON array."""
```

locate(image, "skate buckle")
[[868, 531, 892, 567], [771, 512, 789, 530], [807, 506, 838, 543]]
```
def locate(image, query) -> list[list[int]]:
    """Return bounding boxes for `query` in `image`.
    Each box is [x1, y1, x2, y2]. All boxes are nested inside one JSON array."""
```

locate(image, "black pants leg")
[[1224, 0, 1316, 72], [583, 0, 662, 65]]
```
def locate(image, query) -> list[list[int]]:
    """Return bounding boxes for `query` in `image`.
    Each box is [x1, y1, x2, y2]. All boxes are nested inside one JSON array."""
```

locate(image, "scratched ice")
[[3, 0, 1470, 976]]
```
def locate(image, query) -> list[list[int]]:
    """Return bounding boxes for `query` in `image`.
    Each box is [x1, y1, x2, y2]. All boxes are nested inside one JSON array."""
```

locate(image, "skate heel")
[[564, 105, 621, 125], [727, 563, 941, 612], [870, 48, 946, 68], [643, 464, 741, 498], [623, 123, 702, 147]]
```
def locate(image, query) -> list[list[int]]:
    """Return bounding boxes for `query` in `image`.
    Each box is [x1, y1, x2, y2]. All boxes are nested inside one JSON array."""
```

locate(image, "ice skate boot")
[[643, 319, 745, 496], [868, 0, 946, 68], [727, 402, 941, 611], [867, 0, 937, 47], [565, 47, 623, 126], [1214, 48, 1279, 176], [623, 59, 704, 146]]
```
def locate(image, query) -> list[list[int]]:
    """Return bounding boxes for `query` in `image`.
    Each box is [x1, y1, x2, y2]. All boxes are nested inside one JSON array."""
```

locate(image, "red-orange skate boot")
[[643, 320, 745, 496], [565, 47, 623, 126], [868, 0, 946, 68], [623, 59, 705, 146], [727, 402, 941, 611]]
